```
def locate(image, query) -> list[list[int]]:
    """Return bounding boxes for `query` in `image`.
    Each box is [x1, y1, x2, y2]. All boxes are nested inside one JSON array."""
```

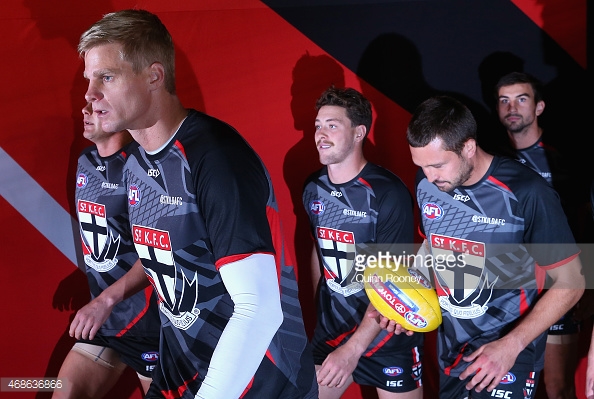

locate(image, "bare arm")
[[460, 256, 585, 393], [69, 259, 150, 340], [311, 245, 322, 297], [313, 243, 387, 388], [317, 302, 384, 388]]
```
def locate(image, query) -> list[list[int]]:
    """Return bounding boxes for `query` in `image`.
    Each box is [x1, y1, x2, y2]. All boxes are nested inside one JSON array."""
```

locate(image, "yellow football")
[[364, 263, 442, 332]]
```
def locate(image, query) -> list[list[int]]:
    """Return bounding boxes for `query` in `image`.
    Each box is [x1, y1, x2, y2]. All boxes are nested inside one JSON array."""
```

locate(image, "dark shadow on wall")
[[478, 51, 526, 109], [477, 50, 527, 159], [356, 33, 430, 192], [357, 33, 435, 117], [284, 52, 346, 337], [536, 0, 591, 238], [535, 2, 590, 396], [356, 33, 505, 165]]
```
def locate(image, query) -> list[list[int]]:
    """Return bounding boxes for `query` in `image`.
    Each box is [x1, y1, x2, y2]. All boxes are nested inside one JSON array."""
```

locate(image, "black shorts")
[[439, 367, 540, 399], [548, 307, 580, 335], [314, 345, 423, 393], [78, 334, 160, 377]]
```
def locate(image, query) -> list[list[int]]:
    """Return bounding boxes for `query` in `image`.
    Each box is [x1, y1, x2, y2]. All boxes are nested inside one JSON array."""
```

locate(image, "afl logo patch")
[[309, 200, 325, 215], [500, 372, 516, 384], [383, 366, 403, 377], [76, 173, 88, 188], [141, 351, 159, 362], [128, 185, 141, 207], [422, 202, 443, 220], [405, 311, 428, 329]]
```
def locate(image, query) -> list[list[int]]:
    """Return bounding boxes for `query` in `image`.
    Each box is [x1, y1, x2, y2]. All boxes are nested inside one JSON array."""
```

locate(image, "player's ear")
[[463, 139, 476, 158], [535, 100, 545, 116], [148, 62, 165, 90], [355, 125, 366, 142]]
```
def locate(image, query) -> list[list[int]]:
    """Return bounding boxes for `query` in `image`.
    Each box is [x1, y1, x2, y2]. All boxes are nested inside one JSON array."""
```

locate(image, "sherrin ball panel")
[[364, 263, 442, 332]]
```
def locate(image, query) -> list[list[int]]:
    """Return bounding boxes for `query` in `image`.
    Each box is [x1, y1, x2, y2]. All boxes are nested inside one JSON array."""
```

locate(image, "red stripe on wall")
[[511, 0, 586, 68]]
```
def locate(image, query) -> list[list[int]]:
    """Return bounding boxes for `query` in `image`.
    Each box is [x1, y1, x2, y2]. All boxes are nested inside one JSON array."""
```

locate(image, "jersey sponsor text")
[[317, 227, 354, 243], [471, 215, 505, 226], [160, 195, 183, 206], [78, 200, 106, 218], [133, 225, 171, 250], [101, 182, 118, 189], [431, 235, 484, 256], [343, 209, 367, 218]]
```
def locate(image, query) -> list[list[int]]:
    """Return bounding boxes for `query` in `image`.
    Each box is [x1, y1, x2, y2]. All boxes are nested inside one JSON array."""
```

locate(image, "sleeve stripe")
[[537, 251, 580, 271], [215, 252, 275, 270]]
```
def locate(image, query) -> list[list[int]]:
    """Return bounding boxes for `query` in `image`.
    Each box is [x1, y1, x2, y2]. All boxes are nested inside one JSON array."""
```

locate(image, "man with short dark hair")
[[495, 71, 582, 399], [379, 95, 584, 399], [303, 86, 423, 399]]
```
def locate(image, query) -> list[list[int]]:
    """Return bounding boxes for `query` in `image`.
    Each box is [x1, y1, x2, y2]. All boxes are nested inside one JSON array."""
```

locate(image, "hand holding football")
[[364, 262, 442, 333]]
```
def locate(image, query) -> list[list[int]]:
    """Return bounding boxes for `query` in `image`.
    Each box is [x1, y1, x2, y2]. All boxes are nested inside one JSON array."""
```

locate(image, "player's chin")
[[434, 182, 451, 192]]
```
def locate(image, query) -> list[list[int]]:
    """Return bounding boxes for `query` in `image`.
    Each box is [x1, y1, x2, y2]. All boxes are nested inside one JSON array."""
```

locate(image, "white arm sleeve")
[[195, 253, 283, 399]]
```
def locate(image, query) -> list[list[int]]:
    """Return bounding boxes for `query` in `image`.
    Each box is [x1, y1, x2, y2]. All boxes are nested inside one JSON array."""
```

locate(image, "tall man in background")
[[496, 71, 585, 399], [74, 9, 317, 399]]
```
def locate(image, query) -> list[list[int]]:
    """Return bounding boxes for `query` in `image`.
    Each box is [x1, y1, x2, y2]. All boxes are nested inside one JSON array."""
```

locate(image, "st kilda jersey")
[[515, 138, 585, 240], [416, 156, 580, 376], [75, 143, 160, 337], [515, 139, 556, 185], [302, 163, 422, 356], [124, 109, 316, 398]]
